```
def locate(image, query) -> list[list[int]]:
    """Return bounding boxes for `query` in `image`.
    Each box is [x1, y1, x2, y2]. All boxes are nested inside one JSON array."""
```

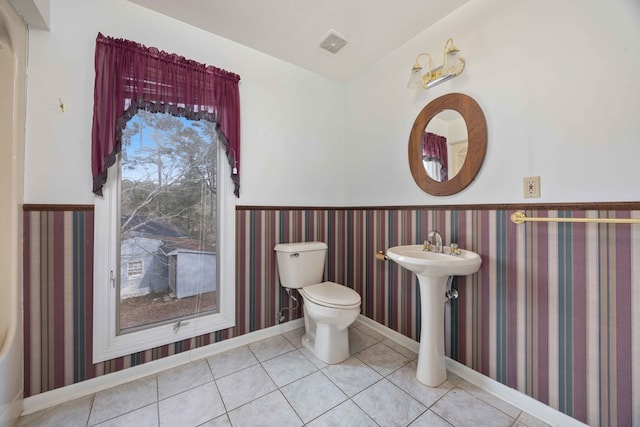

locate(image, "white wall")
[[343, 0, 640, 205], [23, 0, 345, 206], [23, 0, 640, 208]]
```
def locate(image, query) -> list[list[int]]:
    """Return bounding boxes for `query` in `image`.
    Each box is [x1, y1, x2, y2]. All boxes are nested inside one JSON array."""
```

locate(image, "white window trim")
[[93, 146, 235, 363]]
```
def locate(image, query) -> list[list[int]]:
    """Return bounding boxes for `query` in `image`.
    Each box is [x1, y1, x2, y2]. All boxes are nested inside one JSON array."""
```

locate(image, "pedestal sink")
[[386, 244, 481, 387]]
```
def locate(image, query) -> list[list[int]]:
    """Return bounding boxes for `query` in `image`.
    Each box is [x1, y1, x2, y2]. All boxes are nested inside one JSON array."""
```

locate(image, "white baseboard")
[[356, 315, 421, 353], [444, 359, 587, 427], [357, 315, 587, 427], [22, 319, 304, 416]]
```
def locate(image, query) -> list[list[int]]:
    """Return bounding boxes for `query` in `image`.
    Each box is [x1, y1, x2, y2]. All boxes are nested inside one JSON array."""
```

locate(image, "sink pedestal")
[[385, 244, 481, 388], [415, 274, 447, 387]]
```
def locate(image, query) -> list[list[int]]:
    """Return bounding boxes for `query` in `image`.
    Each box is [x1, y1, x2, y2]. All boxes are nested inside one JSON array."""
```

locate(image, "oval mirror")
[[408, 93, 487, 196], [423, 109, 467, 182]]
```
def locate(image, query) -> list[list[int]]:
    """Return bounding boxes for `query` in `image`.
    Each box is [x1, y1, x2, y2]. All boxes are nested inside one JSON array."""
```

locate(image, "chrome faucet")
[[427, 230, 443, 253]]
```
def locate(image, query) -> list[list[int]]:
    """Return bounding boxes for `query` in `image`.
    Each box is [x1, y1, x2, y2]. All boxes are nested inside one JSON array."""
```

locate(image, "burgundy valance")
[[422, 132, 448, 181], [91, 33, 241, 196]]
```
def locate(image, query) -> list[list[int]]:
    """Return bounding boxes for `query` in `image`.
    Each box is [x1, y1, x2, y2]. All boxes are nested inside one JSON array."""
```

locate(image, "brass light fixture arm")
[[412, 53, 433, 88], [443, 38, 455, 65]]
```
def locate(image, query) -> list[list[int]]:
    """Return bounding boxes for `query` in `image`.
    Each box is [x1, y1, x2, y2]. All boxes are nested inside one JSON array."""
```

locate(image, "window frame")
[[93, 133, 235, 363]]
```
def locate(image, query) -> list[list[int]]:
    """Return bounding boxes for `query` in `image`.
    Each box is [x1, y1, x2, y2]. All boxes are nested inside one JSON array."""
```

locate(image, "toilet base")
[[302, 301, 360, 364], [301, 327, 349, 365]]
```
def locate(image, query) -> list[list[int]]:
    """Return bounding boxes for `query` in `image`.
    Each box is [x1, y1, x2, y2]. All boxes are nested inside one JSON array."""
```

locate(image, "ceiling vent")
[[319, 30, 348, 54]]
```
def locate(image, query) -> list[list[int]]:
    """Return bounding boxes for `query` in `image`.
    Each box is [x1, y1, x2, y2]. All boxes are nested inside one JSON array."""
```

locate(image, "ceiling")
[[127, 0, 470, 81]]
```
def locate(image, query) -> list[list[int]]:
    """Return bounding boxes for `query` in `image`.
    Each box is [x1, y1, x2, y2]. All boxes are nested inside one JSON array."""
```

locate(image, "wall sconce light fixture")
[[407, 38, 465, 90]]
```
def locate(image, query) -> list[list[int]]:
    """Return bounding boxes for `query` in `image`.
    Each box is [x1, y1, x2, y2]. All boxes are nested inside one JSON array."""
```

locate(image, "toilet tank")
[[274, 241, 327, 288]]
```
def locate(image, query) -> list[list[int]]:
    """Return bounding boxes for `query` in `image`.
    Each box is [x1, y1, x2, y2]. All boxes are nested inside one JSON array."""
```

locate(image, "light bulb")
[[407, 67, 423, 89], [444, 49, 461, 76]]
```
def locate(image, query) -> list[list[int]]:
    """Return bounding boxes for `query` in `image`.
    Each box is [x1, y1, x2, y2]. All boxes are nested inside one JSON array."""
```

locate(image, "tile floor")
[[16, 322, 550, 427]]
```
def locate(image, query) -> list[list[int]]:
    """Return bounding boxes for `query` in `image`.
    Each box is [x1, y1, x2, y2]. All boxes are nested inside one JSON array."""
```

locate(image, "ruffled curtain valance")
[[91, 33, 241, 196], [422, 132, 448, 182]]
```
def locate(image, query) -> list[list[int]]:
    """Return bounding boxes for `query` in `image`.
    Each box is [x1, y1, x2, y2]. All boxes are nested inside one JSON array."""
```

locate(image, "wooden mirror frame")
[[408, 93, 487, 196]]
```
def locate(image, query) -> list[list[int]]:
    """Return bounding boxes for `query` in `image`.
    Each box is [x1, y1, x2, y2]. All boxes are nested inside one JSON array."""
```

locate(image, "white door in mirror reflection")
[[423, 109, 468, 182], [449, 141, 467, 178]]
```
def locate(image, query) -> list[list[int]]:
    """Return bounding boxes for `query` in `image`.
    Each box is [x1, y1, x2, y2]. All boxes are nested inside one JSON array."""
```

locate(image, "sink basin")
[[386, 245, 481, 277], [386, 244, 481, 387]]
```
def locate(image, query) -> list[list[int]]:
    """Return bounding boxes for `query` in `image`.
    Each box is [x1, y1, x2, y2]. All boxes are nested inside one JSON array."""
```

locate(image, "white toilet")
[[274, 241, 361, 364]]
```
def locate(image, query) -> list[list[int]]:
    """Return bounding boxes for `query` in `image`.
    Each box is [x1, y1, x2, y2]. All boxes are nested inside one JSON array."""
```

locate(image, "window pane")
[[118, 111, 218, 333]]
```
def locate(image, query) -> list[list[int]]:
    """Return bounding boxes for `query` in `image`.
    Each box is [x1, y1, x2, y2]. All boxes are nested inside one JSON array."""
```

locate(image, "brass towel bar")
[[511, 211, 640, 225]]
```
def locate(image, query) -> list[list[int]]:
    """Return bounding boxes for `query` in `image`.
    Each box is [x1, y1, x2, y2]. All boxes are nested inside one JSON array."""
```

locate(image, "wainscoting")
[[22, 205, 639, 426]]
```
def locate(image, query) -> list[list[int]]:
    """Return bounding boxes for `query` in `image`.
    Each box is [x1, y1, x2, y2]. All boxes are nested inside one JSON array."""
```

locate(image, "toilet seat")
[[300, 281, 361, 309]]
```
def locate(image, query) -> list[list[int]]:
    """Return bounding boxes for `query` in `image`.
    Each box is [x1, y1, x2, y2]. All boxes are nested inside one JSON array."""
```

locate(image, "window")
[[93, 112, 235, 363], [126, 260, 143, 278], [91, 34, 239, 363]]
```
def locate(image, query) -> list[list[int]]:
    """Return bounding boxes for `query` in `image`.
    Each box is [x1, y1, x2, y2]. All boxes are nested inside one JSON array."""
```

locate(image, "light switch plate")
[[523, 176, 541, 198]]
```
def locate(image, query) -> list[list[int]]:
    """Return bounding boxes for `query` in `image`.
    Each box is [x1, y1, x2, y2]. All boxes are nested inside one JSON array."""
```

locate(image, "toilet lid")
[[300, 281, 361, 308]]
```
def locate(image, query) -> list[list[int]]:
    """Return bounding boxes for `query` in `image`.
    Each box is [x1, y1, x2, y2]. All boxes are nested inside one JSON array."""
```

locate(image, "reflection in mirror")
[[422, 110, 467, 182]]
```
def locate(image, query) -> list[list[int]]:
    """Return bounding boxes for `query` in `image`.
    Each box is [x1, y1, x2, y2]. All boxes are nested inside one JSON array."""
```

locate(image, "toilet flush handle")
[[289, 253, 299, 257]]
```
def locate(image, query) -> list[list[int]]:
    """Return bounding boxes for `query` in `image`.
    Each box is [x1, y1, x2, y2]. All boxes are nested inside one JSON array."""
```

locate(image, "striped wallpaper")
[[22, 207, 639, 426]]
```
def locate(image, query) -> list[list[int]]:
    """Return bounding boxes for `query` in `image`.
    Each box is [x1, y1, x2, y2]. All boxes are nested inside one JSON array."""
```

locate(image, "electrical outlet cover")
[[523, 176, 541, 198]]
